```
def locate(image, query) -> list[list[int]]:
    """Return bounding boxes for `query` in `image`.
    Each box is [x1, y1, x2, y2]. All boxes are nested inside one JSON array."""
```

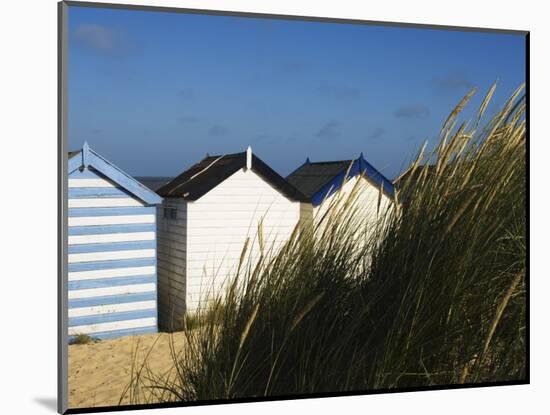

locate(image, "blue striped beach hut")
[[67, 143, 162, 341]]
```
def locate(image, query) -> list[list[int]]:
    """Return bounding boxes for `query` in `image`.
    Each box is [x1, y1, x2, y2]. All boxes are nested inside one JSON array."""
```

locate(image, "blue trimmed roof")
[[287, 154, 395, 207], [68, 142, 163, 206]]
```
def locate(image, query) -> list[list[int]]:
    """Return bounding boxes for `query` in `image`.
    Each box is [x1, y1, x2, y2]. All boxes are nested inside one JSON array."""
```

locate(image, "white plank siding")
[[68, 232, 155, 245], [67, 167, 159, 340], [68, 215, 156, 227], [69, 265, 156, 281], [156, 199, 188, 330], [68, 249, 156, 263], [68, 300, 157, 318], [185, 168, 300, 313], [156, 168, 301, 328], [68, 198, 144, 208], [68, 283, 157, 299], [68, 178, 117, 188], [313, 175, 392, 245]]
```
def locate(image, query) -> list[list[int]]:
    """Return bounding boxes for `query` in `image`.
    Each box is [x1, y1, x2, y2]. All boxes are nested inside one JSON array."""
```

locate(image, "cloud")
[[394, 105, 430, 119], [73, 23, 133, 56], [179, 116, 199, 124], [317, 84, 361, 101], [254, 133, 276, 143], [209, 124, 230, 136], [178, 88, 195, 100], [280, 61, 308, 73], [316, 121, 340, 140], [433, 74, 474, 91], [141, 128, 155, 137], [253, 133, 296, 144], [368, 127, 386, 140]]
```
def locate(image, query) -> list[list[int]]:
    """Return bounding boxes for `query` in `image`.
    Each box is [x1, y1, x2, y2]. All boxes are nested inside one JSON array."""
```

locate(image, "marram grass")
[[124, 84, 526, 403]]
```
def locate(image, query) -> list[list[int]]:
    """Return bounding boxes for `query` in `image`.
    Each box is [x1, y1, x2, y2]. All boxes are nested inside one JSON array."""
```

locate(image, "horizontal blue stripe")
[[68, 187, 132, 198], [69, 275, 156, 290], [69, 326, 157, 342], [69, 292, 157, 309], [69, 258, 156, 272], [69, 308, 157, 327], [68, 223, 156, 236], [69, 206, 155, 217], [68, 240, 156, 254]]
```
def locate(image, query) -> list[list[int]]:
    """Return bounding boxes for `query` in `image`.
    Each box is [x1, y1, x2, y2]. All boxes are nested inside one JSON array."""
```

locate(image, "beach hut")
[[286, 153, 395, 228], [67, 143, 163, 341], [156, 147, 307, 328]]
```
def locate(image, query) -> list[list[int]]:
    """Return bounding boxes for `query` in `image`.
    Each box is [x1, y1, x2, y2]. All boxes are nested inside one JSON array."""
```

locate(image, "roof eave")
[[309, 157, 395, 206]]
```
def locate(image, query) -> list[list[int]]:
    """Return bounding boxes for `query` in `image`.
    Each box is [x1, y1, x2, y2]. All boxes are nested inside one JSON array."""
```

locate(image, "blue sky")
[[68, 5, 526, 179]]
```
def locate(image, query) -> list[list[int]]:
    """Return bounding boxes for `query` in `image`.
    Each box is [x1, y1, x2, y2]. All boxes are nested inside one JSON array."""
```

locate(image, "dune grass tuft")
[[69, 334, 99, 345], [126, 84, 526, 403]]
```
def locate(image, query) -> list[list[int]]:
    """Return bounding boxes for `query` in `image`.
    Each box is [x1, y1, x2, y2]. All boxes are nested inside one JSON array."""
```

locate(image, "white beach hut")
[[156, 147, 307, 328], [286, 153, 395, 229], [67, 143, 163, 341]]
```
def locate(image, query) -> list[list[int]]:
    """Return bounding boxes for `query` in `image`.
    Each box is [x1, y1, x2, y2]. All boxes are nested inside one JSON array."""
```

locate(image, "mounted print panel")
[[59, 2, 528, 414]]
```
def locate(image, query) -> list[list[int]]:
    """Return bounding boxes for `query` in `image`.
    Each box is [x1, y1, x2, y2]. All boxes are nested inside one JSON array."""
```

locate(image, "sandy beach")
[[68, 331, 187, 409]]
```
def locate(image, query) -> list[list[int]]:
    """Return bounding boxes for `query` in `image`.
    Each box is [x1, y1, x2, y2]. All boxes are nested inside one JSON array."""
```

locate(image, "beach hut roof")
[[157, 147, 308, 202], [68, 142, 163, 205], [286, 153, 395, 206], [135, 176, 175, 192]]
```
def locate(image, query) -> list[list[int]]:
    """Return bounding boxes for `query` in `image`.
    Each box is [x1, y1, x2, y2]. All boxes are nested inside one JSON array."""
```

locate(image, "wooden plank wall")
[[156, 199, 188, 330], [67, 167, 158, 340], [312, 175, 392, 228], [185, 169, 301, 313], [156, 169, 301, 329]]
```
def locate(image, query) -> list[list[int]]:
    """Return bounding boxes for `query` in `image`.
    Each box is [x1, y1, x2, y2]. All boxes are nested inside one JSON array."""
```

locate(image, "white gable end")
[[185, 168, 300, 311]]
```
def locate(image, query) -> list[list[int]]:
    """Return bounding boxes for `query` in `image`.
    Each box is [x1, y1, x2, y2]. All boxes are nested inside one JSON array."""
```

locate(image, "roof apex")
[[158, 150, 308, 202], [246, 145, 252, 170], [68, 144, 162, 205], [286, 153, 395, 205], [82, 141, 90, 167]]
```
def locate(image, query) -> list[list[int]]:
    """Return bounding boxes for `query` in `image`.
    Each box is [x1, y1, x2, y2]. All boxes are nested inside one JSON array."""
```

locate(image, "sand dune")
[[68, 331, 187, 409]]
